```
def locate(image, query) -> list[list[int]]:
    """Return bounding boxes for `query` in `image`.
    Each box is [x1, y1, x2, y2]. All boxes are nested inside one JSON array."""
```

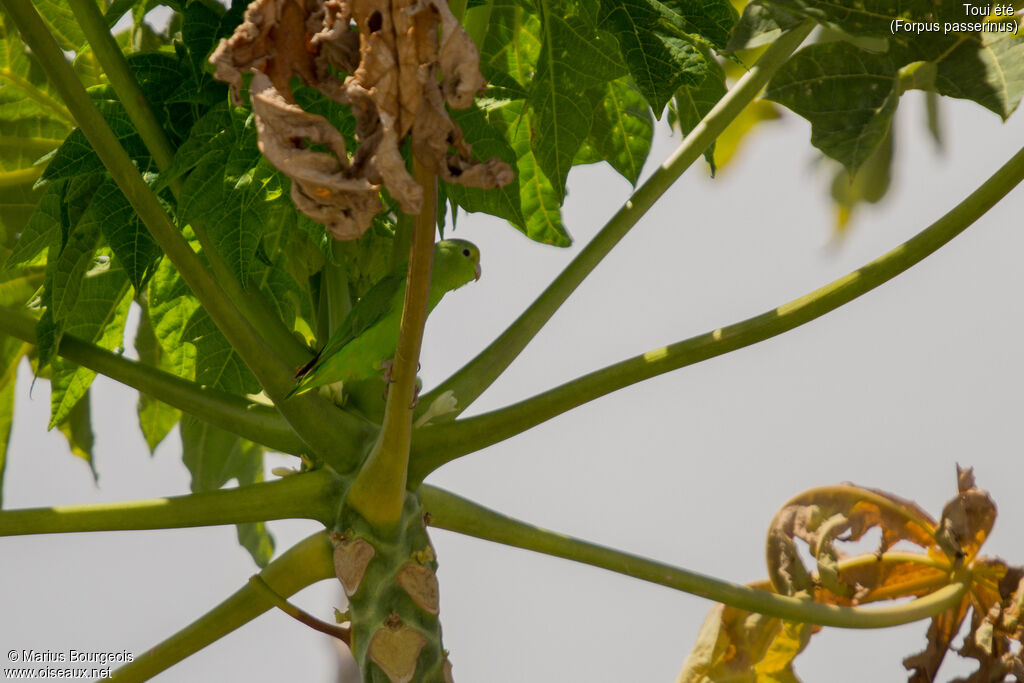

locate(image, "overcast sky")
[[3, 66, 1023, 682]]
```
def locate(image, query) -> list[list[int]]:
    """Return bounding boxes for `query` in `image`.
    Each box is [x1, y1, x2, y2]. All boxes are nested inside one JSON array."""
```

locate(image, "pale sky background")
[[2, 35, 1024, 683]]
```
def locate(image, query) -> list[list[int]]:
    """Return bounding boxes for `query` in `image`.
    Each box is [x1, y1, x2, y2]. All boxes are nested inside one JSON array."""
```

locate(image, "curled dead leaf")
[[681, 468, 1022, 682], [766, 484, 937, 599], [934, 466, 997, 566], [211, 0, 513, 240]]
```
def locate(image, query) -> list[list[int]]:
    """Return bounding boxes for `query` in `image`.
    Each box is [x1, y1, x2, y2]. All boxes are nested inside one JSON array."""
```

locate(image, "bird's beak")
[[474, 263, 481, 281]]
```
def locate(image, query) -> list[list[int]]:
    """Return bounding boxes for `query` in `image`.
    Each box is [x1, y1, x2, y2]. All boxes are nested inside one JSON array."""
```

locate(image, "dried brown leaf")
[[944, 566, 1024, 683], [934, 466, 997, 567], [210, 0, 513, 240], [766, 484, 937, 599], [903, 594, 973, 683]]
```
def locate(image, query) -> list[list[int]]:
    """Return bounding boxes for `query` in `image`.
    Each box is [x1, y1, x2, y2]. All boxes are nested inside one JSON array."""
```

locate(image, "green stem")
[[1, 0, 370, 469], [65, 0, 174, 168], [109, 532, 335, 682], [415, 21, 815, 423], [325, 241, 352, 336], [0, 305, 304, 455], [410, 141, 1024, 481], [348, 162, 437, 531], [391, 209, 414, 272], [0, 470, 339, 536], [65, 0, 309, 367], [420, 486, 968, 629]]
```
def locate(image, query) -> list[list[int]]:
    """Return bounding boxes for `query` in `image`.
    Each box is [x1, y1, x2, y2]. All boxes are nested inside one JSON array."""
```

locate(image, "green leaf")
[[181, 417, 274, 566], [55, 388, 98, 483], [31, 175, 103, 369], [48, 257, 133, 429], [444, 104, 526, 230], [7, 180, 63, 268], [599, 0, 738, 113], [43, 53, 192, 183], [0, 12, 73, 126], [181, 0, 224, 80], [503, 100, 570, 246], [481, 4, 543, 92], [32, 0, 89, 51], [0, 261, 42, 308], [234, 441, 274, 567], [671, 54, 726, 174], [155, 101, 232, 192], [253, 253, 308, 333], [577, 77, 654, 185], [89, 177, 162, 291], [727, 0, 804, 51], [183, 306, 260, 396], [530, 10, 626, 198], [763, 0, 961, 38], [470, 4, 568, 244], [830, 127, 894, 231], [762, 1, 1024, 118], [177, 113, 285, 286], [181, 415, 242, 491], [0, 11, 73, 240], [104, 0, 144, 28], [41, 91, 149, 182], [135, 301, 181, 453], [899, 30, 1024, 120], [49, 198, 103, 323], [0, 334, 27, 508], [147, 255, 199, 381], [765, 42, 899, 174]]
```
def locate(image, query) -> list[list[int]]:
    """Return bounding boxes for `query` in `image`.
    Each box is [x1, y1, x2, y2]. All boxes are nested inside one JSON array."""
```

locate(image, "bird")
[[286, 238, 481, 401]]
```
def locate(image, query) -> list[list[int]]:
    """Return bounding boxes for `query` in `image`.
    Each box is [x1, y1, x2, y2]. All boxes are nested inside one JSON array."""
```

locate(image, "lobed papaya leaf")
[[727, 0, 803, 52], [761, 1, 1024, 174], [529, 10, 626, 200], [180, 417, 274, 566], [0, 10, 74, 241], [0, 334, 27, 508], [444, 104, 526, 230], [765, 42, 900, 176], [669, 52, 727, 175], [830, 127, 894, 234], [598, 0, 738, 114], [55, 387, 97, 482], [233, 440, 274, 567], [48, 255, 133, 429], [135, 299, 182, 453], [579, 76, 655, 186]]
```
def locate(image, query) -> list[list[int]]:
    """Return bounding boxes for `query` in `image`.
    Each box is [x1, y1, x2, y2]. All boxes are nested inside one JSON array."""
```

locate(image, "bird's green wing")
[[320, 271, 405, 360]]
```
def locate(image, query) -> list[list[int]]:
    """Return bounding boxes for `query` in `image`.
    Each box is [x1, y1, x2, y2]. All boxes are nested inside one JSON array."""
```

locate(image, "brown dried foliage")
[[210, 0, 513, 240], [679, 467, 1023, 683]]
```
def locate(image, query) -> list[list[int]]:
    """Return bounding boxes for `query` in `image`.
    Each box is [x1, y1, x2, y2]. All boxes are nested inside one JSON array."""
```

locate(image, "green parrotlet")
[[287, 238, 481, 400]]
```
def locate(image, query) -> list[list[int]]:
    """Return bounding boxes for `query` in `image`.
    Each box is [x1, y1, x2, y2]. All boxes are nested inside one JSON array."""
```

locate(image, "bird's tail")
[[285, 353, 321, 400]]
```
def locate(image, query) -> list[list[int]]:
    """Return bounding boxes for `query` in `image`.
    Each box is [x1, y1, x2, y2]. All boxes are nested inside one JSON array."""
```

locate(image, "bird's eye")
[[462, 248, 471, 257]]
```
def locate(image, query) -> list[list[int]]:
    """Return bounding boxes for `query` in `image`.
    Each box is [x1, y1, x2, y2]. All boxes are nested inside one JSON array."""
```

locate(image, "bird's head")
[[434, 239, 482, 289]]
